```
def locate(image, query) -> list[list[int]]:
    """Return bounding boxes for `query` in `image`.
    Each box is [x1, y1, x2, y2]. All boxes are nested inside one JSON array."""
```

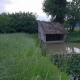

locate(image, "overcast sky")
[[0, 0, 71, 21], [0, 0, 51, 21]]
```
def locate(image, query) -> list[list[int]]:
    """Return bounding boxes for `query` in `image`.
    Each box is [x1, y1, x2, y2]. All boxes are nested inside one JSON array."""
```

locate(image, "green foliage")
[[42, 0, 67, 23], [0, 12, 38, 33], [0, 33, 69, 80], [0, 13, 13, 33], [66, 31, 80, 41], [43, 0, 80, 31], [52, 54, 80, 77], [65, 0, 80, 31], [62, 22, 70, 31]]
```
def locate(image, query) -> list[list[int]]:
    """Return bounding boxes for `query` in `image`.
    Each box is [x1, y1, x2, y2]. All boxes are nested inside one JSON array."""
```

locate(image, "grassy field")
[[66, 31, 80, 41], [0, 33, 69, 80]]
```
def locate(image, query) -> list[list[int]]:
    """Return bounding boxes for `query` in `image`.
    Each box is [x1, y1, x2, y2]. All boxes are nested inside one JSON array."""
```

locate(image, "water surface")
[[42, 43, 80, 54], [42, 42, 80, 79]]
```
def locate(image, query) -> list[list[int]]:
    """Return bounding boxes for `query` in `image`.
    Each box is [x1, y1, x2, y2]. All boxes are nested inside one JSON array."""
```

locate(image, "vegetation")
[[65, 0, 80, 31], [43, 0, 80, 31], [42, 0, 67, 23], [0, 33, 69, 80], [51, 54, 80, 78], [0, 12, 38, 33], [66, 31, 80, 41]]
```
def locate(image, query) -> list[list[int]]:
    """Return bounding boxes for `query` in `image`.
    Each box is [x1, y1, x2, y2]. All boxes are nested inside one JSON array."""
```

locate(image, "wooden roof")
[[38, 21, 68, 34]]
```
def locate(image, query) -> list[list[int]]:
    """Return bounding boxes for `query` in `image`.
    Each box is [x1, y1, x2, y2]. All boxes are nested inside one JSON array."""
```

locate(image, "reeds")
[[0, 33, 69, 80]]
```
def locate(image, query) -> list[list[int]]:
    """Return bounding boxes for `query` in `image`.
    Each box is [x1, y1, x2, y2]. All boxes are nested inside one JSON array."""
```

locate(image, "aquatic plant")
[[51, 54, 80, 78]]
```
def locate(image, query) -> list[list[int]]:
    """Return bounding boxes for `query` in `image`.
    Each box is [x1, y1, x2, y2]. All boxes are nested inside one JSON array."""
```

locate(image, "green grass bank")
[[66, 31, 80, 41], [0, 33, 69, 80]]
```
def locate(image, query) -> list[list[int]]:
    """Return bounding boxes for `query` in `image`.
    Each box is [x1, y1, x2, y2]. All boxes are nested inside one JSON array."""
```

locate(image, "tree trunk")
[[71, 26, 75, 32], [55, 16, 64, 24]]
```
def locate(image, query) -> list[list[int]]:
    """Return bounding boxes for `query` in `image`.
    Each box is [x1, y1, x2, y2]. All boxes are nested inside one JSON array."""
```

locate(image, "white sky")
[[3, 0, 50, 21], [1, 0, 71, 21], [5, 0, 44, 15]]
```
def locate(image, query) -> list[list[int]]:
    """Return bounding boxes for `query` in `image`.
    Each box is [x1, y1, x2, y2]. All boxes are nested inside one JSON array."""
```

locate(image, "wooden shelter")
[[38, 21, 68, 43]]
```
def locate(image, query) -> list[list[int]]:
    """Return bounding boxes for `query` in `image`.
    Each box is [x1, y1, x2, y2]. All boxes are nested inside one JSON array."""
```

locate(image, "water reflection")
[[42, 43, 80, 79], [43, 43, 80, 54]]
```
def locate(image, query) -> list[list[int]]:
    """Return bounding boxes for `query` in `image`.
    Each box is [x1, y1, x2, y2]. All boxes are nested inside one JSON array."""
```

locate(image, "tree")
[[42, 0, 67, 24], [65, 0, 80, 31]]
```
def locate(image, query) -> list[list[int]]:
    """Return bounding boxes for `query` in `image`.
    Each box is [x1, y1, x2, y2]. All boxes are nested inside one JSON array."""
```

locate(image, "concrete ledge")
[[65, 40, 80, 43], [43, 41, 65, 43]]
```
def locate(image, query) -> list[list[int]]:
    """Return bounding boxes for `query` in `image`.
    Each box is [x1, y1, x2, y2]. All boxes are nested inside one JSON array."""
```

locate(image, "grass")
[[0, 33, 69, 80], [66, 31, 80, 41]]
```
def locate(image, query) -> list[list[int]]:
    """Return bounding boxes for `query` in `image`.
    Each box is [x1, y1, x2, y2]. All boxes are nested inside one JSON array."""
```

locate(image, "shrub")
[[0, 12, 38, 33]]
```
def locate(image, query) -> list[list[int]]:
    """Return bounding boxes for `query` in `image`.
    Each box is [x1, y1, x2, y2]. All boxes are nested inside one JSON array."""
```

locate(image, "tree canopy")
[[66, 0, 80, 31], [43, 0, 67, 24], [43, 0, 80, 31]]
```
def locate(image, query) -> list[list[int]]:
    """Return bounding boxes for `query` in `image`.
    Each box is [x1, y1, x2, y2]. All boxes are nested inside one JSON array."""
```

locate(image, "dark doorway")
[[46, 34, 64, 41]]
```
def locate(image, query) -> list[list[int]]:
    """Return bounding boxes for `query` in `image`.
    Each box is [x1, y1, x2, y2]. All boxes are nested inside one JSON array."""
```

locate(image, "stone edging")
[[65, 40, 80, 43]]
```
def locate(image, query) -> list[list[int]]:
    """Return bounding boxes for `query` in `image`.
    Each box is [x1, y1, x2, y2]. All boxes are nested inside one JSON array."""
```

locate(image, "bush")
[[0, 12, 38, 33]]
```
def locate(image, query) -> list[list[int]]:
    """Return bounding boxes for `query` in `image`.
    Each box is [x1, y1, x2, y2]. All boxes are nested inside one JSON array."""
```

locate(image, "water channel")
[[42, 42, 80, 80]]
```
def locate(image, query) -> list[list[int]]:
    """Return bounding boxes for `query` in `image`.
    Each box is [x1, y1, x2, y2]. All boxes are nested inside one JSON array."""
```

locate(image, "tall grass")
[[0, 33, 69, 80]]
